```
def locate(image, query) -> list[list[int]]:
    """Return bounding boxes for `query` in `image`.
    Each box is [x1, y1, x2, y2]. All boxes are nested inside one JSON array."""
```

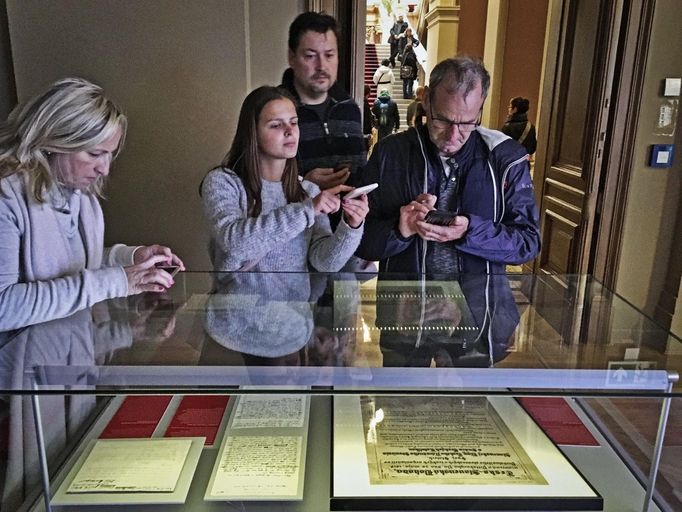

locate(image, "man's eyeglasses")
[[429, 104, 481, 133]]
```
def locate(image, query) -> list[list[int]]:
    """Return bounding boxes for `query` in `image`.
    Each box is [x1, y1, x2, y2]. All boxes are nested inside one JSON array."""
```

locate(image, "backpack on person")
[[378, 102, 389, 127]]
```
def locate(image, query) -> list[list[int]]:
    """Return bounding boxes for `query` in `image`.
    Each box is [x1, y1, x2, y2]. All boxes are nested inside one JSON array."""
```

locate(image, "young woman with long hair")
[[201, 86, 368, 273]]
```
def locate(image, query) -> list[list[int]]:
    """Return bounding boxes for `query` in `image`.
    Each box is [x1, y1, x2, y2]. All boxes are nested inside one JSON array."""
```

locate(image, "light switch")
[[649, 144, 674, 168], [664, 78, 681, 97]]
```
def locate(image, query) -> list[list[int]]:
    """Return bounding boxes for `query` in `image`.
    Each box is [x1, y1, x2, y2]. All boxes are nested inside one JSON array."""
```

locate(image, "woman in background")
[[401, 43, 418, 99], [0, 77, 184, 331], [501, 96, 537, 157], [201, 86, 368, 273]]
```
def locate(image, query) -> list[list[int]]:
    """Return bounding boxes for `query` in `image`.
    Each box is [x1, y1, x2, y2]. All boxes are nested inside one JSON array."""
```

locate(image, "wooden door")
[[533, 0, 621, 277]]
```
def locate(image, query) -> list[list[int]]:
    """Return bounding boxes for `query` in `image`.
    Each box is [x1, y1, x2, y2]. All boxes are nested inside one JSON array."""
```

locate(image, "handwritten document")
[[232, 395, 306, 429], [210, 436, 302, 497], [362, 396, 547, 485], [67, 439, 192, 493]]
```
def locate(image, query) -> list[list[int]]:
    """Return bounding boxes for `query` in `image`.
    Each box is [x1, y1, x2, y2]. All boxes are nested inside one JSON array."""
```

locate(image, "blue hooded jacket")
[[356, 125, 540, 275]]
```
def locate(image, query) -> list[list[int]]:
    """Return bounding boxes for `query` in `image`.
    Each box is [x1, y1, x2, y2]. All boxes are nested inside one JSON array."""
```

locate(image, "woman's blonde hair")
[[0, 77, 127, 201]]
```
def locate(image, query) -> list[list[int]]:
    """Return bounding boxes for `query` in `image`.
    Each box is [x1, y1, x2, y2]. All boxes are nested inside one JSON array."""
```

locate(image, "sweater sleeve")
[[201, 169, 315, 271], [304, 183, 364, 272], [0, 194, 128, 331], [103, 244, 139, 266]]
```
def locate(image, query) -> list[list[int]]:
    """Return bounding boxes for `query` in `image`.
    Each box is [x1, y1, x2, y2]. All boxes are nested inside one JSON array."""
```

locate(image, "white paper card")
[[67, 439, 192, 493], [211, 435, 303, 497], [232, 395, 306, 429]]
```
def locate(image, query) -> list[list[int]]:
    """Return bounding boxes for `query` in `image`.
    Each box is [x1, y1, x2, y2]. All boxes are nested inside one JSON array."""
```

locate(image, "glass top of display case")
[[1, 271, 680, 395]]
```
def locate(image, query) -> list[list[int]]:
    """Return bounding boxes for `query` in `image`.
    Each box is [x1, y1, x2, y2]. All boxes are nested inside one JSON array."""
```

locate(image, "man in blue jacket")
[[356, 56, 540, 276]]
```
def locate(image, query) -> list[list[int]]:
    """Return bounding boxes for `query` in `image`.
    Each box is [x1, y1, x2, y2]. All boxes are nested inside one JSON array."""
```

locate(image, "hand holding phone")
[[156, 264, 181, 278], [343, 183, 379, 200], [335, 160, 353, 172], [424, 209, 457, 226]]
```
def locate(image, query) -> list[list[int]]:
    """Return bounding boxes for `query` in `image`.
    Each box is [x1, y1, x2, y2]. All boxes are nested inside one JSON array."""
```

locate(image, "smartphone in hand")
[[335, 160, 353, 172], [343, 183, 379, 200], [156, 265, 181, 278], [424, 209, 457, 226]]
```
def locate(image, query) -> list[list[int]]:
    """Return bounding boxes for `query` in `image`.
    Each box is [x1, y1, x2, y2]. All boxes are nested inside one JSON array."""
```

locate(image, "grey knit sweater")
[[0, 174, 133, 331], [201, 168, 362, 272]]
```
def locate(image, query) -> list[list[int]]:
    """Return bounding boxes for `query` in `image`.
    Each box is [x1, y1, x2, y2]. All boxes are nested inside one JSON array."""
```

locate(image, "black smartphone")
[[334, 160, 353, 172], [424, 209, 457, 226]]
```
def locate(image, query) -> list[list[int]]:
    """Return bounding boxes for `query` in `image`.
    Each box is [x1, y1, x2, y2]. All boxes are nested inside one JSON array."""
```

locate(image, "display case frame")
[[1, 271, 680, 512]]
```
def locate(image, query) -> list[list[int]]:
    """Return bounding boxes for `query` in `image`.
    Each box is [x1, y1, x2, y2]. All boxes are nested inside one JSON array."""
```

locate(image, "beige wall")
[[496, 0, 548, 129], [615, 0, 682, 338], [457, 0, 487, 59], [6, 0, 303, 269]]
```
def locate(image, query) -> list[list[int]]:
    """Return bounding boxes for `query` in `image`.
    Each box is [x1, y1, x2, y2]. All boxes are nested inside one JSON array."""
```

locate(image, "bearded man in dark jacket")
[[279, 11, 366, 190], [356, 56, 540, 276]]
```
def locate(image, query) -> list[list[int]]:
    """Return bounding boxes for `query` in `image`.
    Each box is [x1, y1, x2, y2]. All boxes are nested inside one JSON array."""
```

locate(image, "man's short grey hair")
[[428, 56, 490, 100]]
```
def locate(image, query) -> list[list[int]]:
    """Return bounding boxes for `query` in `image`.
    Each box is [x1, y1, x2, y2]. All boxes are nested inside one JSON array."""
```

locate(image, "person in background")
[[200, 86, 368, 274], [501, 96, 537, 157], [372, 58, 395, 96], [407, 86, 425, 127], [362, 84, 376, 151], [279, 11, 366, 190], [398, 27, 420, 61], [400, 43, 418, 99], [388, 14, 408, 68], [0, 78, 184, 331], [357, 56, 540, 276], [372, 88, 400, 141]]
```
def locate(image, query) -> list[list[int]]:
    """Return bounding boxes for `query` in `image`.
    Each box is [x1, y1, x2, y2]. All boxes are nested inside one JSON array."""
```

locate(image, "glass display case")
[[1, 271, 680, 512]]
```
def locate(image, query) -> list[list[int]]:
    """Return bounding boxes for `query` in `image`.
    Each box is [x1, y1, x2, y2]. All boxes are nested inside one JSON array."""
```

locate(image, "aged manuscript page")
[[361, 396, 547, 485], [67, 439, 192, 493], [210, 435, 302, 497], [231, 395, 306, 429]]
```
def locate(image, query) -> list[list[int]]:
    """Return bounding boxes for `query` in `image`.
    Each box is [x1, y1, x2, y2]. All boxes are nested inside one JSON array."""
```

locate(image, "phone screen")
[[157, 265, 180, 278], [424, 210, 456, 226]]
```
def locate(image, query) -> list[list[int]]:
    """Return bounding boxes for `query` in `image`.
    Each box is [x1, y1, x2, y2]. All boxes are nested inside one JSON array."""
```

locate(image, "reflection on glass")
[[203, 273, 315, 365]]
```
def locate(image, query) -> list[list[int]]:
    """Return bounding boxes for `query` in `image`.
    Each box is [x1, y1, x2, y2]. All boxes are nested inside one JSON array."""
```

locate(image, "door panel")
[[536, 0, 603, 276]]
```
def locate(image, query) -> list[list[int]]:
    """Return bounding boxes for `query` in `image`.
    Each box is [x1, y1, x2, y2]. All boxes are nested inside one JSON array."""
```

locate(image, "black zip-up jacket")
[[501, 112, 537, 155], [280, 68, 366, 185]]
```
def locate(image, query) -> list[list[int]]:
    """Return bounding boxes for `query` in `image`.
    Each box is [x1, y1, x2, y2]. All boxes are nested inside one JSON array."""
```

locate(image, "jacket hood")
[[476, 126, 513, 152]]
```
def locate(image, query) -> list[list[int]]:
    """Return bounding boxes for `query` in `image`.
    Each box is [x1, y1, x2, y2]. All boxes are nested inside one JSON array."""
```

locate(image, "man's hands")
[[304, 166, 350, 190], [398, 193, 435, 238], [399, 193, 469, 242], [416, 215, 469, 242]]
